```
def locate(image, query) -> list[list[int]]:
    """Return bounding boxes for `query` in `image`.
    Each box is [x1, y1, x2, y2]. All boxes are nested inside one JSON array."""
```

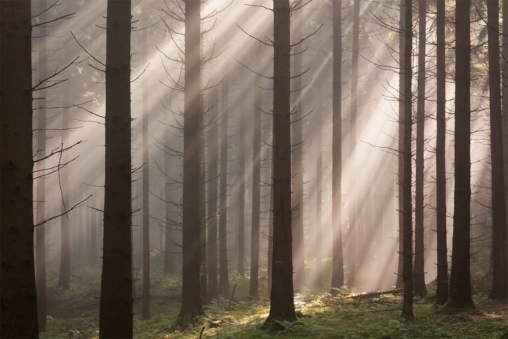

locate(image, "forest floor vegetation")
[[41, 260, 507, 338]]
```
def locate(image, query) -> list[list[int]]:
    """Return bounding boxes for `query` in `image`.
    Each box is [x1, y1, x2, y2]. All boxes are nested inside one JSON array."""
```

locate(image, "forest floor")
[[42, 260, 507, 339]]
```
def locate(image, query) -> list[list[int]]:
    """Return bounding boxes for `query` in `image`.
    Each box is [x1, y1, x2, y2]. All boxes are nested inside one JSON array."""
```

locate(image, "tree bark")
[[99, 0, 133, 337], [250, 42, 262, 298], [164, 115, 174, 274], [401, 0, 414, 320], [219, 72, 230, 298], [435, 0, 448, 305], [331, 0, 345, 294], [448, 0, 474, 309], [487, 0, 508, 300], [263, 0, 297, 328], [413, 0, 427, 298], [179, 0, 205, 320], [0, 1, 39, 336], [315, 93, 324, 288], [237, 96, 246, 277], [207, 74, 219, 301], [90, 196, 98, 268]]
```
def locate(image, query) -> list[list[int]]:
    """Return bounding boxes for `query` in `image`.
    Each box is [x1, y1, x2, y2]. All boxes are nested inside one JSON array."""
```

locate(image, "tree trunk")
[[164, 116, 174, 274], [200, 106, 207, 304], [448, 0, 474, 309], [503, 0, 508, 295], [219, 72, 230, 298], [90, 197, 98, 268], [401, 0, 414, 320], [292, 0, 305, 293], [435, 0, 448, 305], [413, 0, 427, 298], [0, 1, 39, 336], [268, 163, 274, 297], [237, 92, 246, 277], [249, 42, 262, 298], [179, 0, 205, 320], [315, 93, 324, 288], [207, 74, 219, 301], [59, 86, 71, 289], [99, 0, 133, 337], [263, 0, 297, 328], [141, 13, 151, 320], [487, 0, 508, 300], [36, 1, 48, 329], [396, 0, 405, 290], [348, 0, 360, 288], [331, 0, 345, 294]]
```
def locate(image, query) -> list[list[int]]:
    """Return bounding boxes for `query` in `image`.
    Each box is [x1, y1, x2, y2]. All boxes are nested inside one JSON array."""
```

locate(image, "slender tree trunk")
[[207, 74, 219, 301], [331, 0, 345, 294], [0, 1, 39, 336], [219, 72, 230, 298], [263, 0, 297, 328], [90, 197, 98, 268], [448, 0, 474, 309], [59, 83, 71, 289], [435, 0, 448, 305], [249, 42, 263, 298], [396, 0, 405, 290], [413, 0, 427, 298], [503, 0, 508, 289], [200, 109, 208, 304], [315, 93, 324, 288], [36, 1, 48, 329], [99, 1, 133, 337], [292, 0, 305, 293], [401, 0, 414, 320], [179, 0, 205, 320], [487, 0, 508, 300], [267, 162, 274, 297], [237, 95, 246, 277], [348, 0, 360, 288], [164, 118, 173, 274], [141, 14, 151, 320]]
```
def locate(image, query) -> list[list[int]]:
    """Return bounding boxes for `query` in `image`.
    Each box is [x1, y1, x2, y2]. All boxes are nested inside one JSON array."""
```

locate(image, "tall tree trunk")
[[448, 0, 474, 309], [413, 0, 427, 298], [348, 0, 360, 288], [237, 94, 246, 277], [179, 0, 205, 320], [207, 74, 219, 301], [267, 158, 274, 297], [219, 72, 230, 298], [292, 0, 305, 293], [487, 0, 508, 300], [435, 0, 448, 305], [249, 42, 262, 298], [36, 1, 48, 329], [396, 0, 405, 289], [315, 93, 324, 288], [0, 1, 39, 336], [401, 0, 414, 320], [331, 0, 345, 294], [59, 84, 71, 289], [164, 118, 173, 274], [141, 14, 151, 320], [263, 0, 297, 328], [504, 0, 508, 289], [90, 197, 98, 268], [99, 0, 133, 337], [199, 95, 207, 304]]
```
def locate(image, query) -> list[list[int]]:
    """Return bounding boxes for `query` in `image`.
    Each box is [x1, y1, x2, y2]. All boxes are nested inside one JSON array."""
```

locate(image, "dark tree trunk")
[[179, 0, 205, 320], [207, 74, 219, 302], [413, 0, 427, 298], [448, 0, 474, 309], [401, 0, 414, 320], [59, 86, 71, 289], [99, 0, 133, 337], [504, 0, 508, 290], [0, 1, 39, 336], [435, 0, 448, 305], [219, 72, 230, 298], [249, 42, 262, 298], [237, 94, 246, 277], [263, 0, 297, 328], [487, 0, 508, 300], [315, 93, 324, 288], [292, 1, 305, 293], [330, 0, 345, 295], [142, 14, 151, 320], [396, 0, 405, 289], [348, 0, 360, 288], [36, 1, 48, 329]]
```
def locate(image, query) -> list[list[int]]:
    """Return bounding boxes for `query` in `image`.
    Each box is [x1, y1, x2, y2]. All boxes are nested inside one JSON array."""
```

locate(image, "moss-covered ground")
[[41, 260, 507, 338]]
